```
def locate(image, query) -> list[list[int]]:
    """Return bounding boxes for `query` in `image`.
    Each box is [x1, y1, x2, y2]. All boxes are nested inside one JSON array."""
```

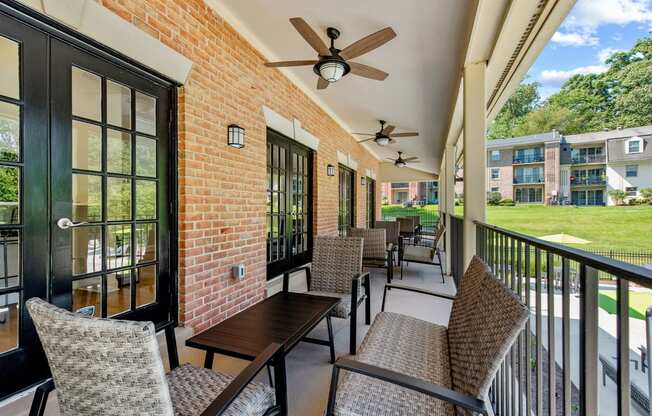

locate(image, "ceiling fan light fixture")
[[395, 160, 406, 168], [315, 59, 349, 82], [375, 136, 390, 146]]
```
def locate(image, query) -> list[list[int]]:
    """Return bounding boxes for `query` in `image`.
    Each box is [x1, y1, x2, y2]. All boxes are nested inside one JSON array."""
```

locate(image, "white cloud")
[[597, 47, 623, 62], [539, 65, 608, 87], [551, 31, 599, 46], [551, 0, 652, 47]]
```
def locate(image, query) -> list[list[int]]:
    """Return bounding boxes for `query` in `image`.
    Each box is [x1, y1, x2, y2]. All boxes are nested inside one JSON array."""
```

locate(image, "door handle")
[[57, 218, 88, 230]]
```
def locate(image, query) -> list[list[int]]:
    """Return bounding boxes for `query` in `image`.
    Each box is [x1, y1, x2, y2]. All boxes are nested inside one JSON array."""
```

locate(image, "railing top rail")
[[474, 220, 652, 286]]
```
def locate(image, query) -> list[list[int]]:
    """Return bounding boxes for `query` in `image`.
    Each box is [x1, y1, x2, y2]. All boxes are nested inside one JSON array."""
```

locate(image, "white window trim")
[[625, 137, 643, 154], [625, 165, 638, 177]]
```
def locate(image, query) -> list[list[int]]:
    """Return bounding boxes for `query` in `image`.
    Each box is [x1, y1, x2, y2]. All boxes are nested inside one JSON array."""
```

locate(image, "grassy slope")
[[599, 290, 652, 320]]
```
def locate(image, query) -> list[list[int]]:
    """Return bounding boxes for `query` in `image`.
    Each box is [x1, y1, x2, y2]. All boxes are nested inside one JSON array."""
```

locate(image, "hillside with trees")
[[488, 37, 652, 139]]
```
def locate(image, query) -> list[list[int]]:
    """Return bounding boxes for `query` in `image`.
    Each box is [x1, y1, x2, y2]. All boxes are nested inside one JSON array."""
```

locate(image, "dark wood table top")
[[186, 291, 340, 360]]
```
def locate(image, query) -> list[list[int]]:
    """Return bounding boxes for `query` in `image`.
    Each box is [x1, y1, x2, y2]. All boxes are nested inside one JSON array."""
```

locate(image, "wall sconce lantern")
[[360, 176, 367, 186], [227, 124, 245, 148], [327, 164, 335, 177]]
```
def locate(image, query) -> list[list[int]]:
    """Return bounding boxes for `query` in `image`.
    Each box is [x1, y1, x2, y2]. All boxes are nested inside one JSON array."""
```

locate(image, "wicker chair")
[[26, 298, 285, 416], [401, 223, 445, 282], [406, 215, 422, 242], [349, 228, 393, 284], [326, 256, 529, 415], [397, 217, 416, 244], [374, 220, 401, 270], [283, 236, 369, 356]]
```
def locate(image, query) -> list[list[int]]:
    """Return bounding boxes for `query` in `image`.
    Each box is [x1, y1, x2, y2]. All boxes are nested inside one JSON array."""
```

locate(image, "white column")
[[444, 145, 456, 275], [463, 61, 487, 269]]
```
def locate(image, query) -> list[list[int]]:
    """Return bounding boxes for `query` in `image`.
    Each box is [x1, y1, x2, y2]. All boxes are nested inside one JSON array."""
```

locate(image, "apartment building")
[[381, 180, 439, 205], [487, 126, 652, 205]]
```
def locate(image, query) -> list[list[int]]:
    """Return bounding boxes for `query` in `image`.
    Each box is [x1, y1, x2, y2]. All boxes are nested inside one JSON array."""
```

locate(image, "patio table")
[[186, 291, 341, 413]]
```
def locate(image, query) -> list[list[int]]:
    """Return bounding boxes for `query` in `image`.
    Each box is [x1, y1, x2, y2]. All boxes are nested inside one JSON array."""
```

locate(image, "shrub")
[[487, 191, 502, 206], [608, 189, 627, 205], [640, 188, 652, 204], [499, 198, 515, 206]]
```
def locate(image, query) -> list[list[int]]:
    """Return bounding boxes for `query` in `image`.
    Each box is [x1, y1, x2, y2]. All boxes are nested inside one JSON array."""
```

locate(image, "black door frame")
[[266, 128, 314, 279], [0, 1, 179, 399], [366, 178, 376, 228], [338, 164, 356, 236]]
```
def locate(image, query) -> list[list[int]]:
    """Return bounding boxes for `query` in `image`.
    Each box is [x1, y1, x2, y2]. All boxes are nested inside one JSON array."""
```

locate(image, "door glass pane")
[[72, 276, 101, 316], [136, 180, 156, 220], [72, 121, 101, 171], [136, 264, 156, 307], [107, 224, 131, 269], [72, 174, 102, 222], [107, 271, 131, 316], [0, 101, 20, 161], [135, 92, 156, 135], [0, 230, 19, 289], [0, 292, 19, 353], [107, 129, 131, 174], [107, 80, 131, 129], [72, 226, 102, 275], [0, 166, 19, 224], [107, 177, 131, 220], [0, 36, 19, 99], [72, 67, 101, 121], [136, 136, 156, 177], [136, 223, 156, 263]]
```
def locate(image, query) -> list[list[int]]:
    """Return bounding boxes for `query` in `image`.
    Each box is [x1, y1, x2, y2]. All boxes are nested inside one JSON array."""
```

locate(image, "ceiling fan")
[[387, 151, 419, 168], [353, 120, 418, 146], [264, 17, 396, 90]]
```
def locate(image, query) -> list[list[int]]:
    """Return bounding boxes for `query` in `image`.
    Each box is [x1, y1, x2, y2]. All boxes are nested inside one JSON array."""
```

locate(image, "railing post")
[[647, 306, 652, 416], [580, 265, 599, 416]]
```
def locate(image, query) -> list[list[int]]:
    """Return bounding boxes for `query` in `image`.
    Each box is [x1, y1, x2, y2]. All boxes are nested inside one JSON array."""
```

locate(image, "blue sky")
[[528, 0, 652, 100]]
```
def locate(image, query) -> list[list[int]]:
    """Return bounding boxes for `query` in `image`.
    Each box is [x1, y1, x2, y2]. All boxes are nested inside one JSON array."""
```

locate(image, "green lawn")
[[599, 290, 652, 320], [381, 204, 652, 252]]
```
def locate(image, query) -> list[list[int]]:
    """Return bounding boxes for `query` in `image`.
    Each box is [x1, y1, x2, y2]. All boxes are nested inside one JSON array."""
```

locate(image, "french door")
[[338, 165, 355, 236], [366, 178, 375, 228], [0, 9, 175, 399], [266, 129, 313, 278]]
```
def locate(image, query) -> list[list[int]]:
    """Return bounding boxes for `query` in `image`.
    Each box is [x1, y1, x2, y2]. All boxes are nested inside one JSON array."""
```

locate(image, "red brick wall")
[[97, 0, 380, 331]]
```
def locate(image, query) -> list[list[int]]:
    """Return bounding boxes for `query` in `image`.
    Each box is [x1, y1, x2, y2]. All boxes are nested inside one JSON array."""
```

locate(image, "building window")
[[491, 168, 500, 179], [490, 150, 500, 161], [338, 165, 355, 236], [626, 186, 638, 197], [515, 187, 543, 203], [491, 187, 499, 193], [626, 137, 643, 154], [625, 165, 638, 177]]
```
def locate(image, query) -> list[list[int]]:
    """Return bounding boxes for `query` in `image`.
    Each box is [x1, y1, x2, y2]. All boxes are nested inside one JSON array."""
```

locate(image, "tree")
[[487, 82, 540, 139], [608, 189, 627, 206], [640, 188, 652, 204]]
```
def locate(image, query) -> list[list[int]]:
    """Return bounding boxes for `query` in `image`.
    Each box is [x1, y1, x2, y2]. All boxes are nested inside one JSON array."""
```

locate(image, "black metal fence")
[[380, 205, 439, 232], [450, 215, 464, 287], [475, 221, 652, 416]]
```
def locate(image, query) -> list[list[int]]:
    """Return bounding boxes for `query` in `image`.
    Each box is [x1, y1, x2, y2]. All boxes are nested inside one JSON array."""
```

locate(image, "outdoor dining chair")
[[283, 236, 370, 355], [26, 298, 285, 416], [401, 223, 445, 282], [374, 220, 402, 269], [349, 228, 394, 283]]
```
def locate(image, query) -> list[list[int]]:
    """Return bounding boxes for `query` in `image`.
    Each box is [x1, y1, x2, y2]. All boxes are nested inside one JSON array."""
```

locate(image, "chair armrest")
[[200, 342, 283, 416], [353, 272, 370, 285], [283, 265, 311, 292], [382, 283, 455, 312], [29, 379, 55, 416], [386, 243, 394, 252], [333, 359, 488, 415]]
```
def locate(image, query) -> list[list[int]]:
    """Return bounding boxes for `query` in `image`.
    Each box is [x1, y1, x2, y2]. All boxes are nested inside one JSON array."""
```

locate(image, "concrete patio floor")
[[1, 260, 455, 416]]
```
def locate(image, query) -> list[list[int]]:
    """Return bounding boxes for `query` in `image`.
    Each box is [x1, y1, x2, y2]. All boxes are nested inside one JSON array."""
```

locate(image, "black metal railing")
[[513, 155, 545, 164], [450, 215, 464, 287], [571, 154, 606, 164], [475, 221, 652, 416], [381, 206, 439, 233], [391, 182, 409, 189], [514, 175, 545, 184], [571, 176, 606, 186]]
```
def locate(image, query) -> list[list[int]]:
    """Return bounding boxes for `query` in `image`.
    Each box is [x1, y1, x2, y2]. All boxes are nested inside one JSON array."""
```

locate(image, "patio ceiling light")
[[395, 160, 406, 168], [227, 124, 245, 148], [315, 59, 349, 83], [375, 136, 390, 146]]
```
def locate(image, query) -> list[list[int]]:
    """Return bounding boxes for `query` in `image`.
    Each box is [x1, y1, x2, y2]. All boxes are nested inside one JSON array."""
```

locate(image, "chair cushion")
[[333, 312, 454, 416], [167, 364, 274, 416], [402, 245, 435, 263], [308, 290, 365, 319]]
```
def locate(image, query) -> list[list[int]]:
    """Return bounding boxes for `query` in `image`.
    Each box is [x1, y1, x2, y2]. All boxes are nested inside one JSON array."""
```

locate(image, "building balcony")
[[571, 154, 606, 164], [571, 176, 606, 186], [512, 155, 545, 164], [391, 182, 409, 189], [513, 175, 545, 184]]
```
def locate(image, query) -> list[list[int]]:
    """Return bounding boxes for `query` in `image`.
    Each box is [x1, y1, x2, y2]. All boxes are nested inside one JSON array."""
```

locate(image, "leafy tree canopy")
[[488, 37, 652, 139]]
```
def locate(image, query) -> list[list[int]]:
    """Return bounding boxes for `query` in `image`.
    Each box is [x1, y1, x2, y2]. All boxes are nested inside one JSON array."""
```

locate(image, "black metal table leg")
[[267, 364, 274, 387], [204, 351, 214, 369], [273, 353, 288, 415], [326, 315, 335, 364]]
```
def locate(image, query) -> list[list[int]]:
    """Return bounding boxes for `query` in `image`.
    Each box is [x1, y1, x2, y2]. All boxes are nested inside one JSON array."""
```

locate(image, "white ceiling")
[[209, 0, 474, 173]]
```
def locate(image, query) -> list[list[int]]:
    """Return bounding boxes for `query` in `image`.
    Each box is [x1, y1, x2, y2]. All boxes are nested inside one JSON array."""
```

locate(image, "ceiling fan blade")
[[290, 18, 330, 56], [403, 157, 419, 162], [381, 125, 396, 135], [340, 27, 397, 60], [389, 132, 419, 138], [317, 77, 329, 90], [348, 62, 388, 81], [385, 158, 396, 161], [352, 132, 375, 136], [264, 60, 318, 67], [357, 137, 376, 143]]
